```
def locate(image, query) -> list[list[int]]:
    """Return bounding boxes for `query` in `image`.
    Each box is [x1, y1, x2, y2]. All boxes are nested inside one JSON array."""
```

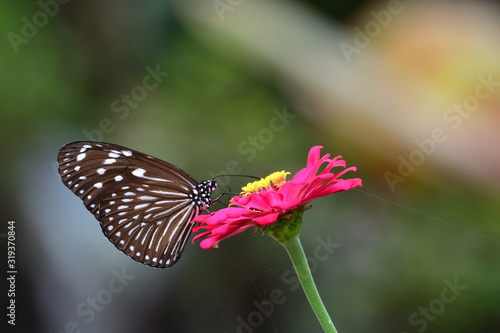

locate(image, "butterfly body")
[[57, 141, 218, 268]]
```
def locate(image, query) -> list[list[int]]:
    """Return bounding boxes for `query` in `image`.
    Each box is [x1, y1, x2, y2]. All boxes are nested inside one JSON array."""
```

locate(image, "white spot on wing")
[[150, 189, 187, 196], [77, 153, 86, 161], [115, 175, 123, 182], [104, 159, 116, 164], [132, 168, 171, 182], [97, 168, 106, 175], [94, 182, 103, 188], [122, 150, 132, 156], [109, 152, 120, 158], [132, 168, 146, 177], [138, 196, 157, 200], [127, 225, 139, 236], [135, 203, 148, 210]]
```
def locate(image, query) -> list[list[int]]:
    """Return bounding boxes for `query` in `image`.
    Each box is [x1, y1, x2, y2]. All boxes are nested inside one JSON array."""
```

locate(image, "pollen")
[[241, 171, 290, 196]]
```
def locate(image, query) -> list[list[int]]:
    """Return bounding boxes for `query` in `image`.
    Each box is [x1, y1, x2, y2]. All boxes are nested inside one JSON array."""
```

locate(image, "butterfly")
[[57, 141, 220, 268]]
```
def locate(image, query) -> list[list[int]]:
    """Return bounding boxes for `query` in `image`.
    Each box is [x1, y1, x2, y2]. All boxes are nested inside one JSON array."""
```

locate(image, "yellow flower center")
[[241, 171, 290, 196]]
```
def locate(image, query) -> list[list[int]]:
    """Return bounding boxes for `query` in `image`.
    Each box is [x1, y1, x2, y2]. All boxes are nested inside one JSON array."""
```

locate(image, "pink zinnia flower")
[[192, 146, 362, 249]]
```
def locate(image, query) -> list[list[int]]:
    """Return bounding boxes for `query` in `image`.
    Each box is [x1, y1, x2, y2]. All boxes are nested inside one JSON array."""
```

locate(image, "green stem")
[[281, 234, 338, 333]]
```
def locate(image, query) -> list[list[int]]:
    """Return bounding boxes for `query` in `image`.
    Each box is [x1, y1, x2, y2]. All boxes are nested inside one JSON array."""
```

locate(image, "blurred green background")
[[2, 0, 500, 332]]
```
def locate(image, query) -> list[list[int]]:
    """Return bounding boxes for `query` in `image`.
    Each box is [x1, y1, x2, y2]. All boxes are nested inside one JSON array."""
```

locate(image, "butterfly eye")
[[57, 141, 218, 268]]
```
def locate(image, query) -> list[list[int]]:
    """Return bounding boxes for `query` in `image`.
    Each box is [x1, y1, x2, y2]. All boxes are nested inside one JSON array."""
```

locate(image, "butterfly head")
[[190, 179, 218, 210]]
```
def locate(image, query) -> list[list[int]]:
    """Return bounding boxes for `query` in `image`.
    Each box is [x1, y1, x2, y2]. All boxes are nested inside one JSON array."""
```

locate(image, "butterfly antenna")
[[213, 174, 261, 181]]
